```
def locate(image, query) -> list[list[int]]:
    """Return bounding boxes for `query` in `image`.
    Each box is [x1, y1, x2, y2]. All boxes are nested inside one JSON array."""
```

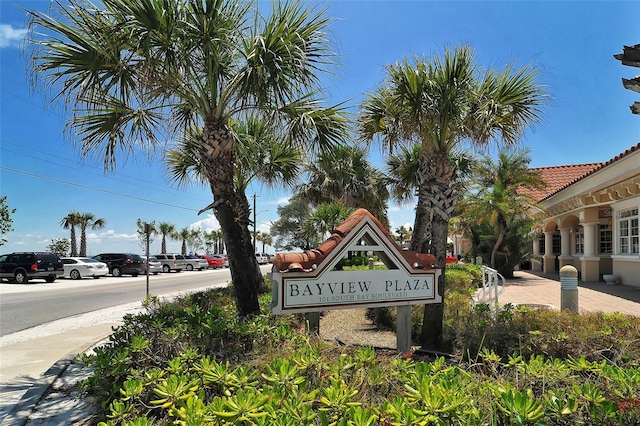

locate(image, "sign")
[[271, 269, 439, 314], [268, 209, 442, 315]]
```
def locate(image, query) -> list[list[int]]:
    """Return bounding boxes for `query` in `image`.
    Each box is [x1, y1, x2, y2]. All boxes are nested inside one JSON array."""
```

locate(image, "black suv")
[[92, 253, 145, 277], [0, 252, 64, 283]]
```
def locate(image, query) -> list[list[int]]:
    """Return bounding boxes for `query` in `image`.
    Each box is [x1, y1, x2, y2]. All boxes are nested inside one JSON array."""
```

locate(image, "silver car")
[[143, 256, 162, 275], [184, 255, 208, 271]]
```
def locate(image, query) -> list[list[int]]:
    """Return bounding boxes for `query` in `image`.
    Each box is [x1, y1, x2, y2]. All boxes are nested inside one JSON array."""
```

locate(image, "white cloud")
[[189, 214, 220, 232], [97, 229, 137, 239], [268, 196, 291, 206], [0, 24, 27, 49]]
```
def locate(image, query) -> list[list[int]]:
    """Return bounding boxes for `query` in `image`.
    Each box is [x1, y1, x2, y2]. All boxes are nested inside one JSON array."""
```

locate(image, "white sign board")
[[270, 268, 441, 314]]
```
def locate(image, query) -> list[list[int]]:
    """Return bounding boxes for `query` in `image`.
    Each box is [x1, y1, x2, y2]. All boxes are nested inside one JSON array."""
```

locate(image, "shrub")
[[80, 265, 640, 425], [83, 286, 640, 425]]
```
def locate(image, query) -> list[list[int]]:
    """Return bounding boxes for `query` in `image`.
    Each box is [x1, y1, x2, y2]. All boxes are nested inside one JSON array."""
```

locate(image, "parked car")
[[92, 253, 146, 277], [255, 253, 269, 264], [212, 254, 229, 268], [0, 251, 64, 284], [446, 256, 458, 264], [142, 256, 162, 275], [184, 255, 208, 271], [0, 252, 64, 283], [155, 253, 186, 273], [61, 257, 109, 280], [196, 254, 225, 269]]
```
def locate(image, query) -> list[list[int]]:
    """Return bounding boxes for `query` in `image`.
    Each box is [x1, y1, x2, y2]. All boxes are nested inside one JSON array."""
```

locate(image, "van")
[[155, 253, 187, 273]]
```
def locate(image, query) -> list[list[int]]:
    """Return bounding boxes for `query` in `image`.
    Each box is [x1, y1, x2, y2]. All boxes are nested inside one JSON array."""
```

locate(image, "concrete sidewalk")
[[1, 271, 638, 425], [497, 270, 640, 316]]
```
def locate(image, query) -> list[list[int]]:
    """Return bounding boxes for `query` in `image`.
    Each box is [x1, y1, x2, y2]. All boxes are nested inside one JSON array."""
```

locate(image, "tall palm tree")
[[26, 0, 349, 317], [256, 232, 273, 253], [60, 211, 81, 257], [296, 144, 390, 226], [156, 222, 177, 254], [358, 45, 546, 349], [77, 212, 106, 256], [464, 148, 545, 269], [177, 227, 191, 256]]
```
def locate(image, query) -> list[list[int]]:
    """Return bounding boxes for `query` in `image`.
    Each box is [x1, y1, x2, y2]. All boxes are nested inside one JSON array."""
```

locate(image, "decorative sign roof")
[[269, 209, 441, 314]]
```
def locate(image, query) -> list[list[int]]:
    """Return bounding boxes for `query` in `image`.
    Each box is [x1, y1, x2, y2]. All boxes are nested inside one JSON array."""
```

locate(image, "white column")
[[580, 222, 601, 282], [532, 235, 542, 271], [560, 227, 571, 257], [582, 222, 598, 257], [558, 227, 573, 267], [543, 230, 556, 273]]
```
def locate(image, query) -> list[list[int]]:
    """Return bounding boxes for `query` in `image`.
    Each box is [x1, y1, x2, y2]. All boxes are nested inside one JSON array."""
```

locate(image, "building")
[[527, 143, 640, 287]]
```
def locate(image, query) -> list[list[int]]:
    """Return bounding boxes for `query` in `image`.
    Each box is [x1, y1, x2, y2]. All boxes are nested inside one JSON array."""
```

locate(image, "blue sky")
[[1, 1, 639, 256]]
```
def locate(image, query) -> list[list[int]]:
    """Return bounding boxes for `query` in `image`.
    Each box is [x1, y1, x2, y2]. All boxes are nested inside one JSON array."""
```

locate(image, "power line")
[[1, 166, 203, 212], [0, 140, 204, 203]]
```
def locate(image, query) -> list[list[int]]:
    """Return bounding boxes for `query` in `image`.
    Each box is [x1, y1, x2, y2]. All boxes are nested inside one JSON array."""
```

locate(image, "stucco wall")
[[612, 258, 640, 288]]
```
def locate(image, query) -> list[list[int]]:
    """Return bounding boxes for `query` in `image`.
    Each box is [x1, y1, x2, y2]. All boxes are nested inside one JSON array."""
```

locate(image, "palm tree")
[[77, 212, 106, 256], [256, 232, 273, 253], [60, 211, 81, 257], [177, 227, 191, 256], [25, 0, 350, 316], [386, 143, 476, 252], [157, 222, 177, 254], [302, 203, 354, 243], [394, 225, 410, 246], [296, 144, 390, 226], [464, 148, 545, 269], [358, 45, 546, 349]]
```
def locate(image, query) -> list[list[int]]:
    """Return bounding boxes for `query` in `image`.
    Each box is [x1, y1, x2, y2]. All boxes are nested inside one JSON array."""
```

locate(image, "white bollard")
[[560, 265, 579, 312]]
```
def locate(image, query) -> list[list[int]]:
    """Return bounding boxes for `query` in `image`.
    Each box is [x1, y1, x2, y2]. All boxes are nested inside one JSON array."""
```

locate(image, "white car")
[[184, 255, 209, 271], [61, 257, 109, 280], [255, 253, 268, 264]]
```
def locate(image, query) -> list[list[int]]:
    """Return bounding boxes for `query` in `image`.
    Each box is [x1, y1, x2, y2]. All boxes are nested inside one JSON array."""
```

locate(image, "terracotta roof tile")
[[521, 163, 603, 202], [522, 141, 640, 202], [273, 208, 436, 272]]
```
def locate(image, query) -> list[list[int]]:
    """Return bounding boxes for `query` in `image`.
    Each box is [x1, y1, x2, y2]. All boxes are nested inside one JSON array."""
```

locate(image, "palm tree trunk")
[[421, 215, 448, 350], [80, 227, 87, 257], [415, 152, 459, 351], [490, 216, 507, 268], [70, 227, 78, 257], [410, 151, 432, 252], [201, 117, 262, 317]]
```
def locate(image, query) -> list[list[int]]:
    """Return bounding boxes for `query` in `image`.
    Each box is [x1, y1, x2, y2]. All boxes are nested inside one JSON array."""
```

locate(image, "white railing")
[[475, 265, 507, 304]]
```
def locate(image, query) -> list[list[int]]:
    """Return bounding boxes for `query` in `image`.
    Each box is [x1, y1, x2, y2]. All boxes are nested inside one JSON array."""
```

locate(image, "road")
[[0, 265, 272, 337]]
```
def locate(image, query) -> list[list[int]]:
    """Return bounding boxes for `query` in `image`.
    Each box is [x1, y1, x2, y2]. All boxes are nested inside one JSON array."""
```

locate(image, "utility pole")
[[253, 193, 257, 252], [144, 221, 154, 297]]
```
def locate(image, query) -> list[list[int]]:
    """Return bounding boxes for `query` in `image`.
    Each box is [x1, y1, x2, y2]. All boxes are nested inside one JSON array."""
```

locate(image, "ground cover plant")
[[81, 273, 640, 425]]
